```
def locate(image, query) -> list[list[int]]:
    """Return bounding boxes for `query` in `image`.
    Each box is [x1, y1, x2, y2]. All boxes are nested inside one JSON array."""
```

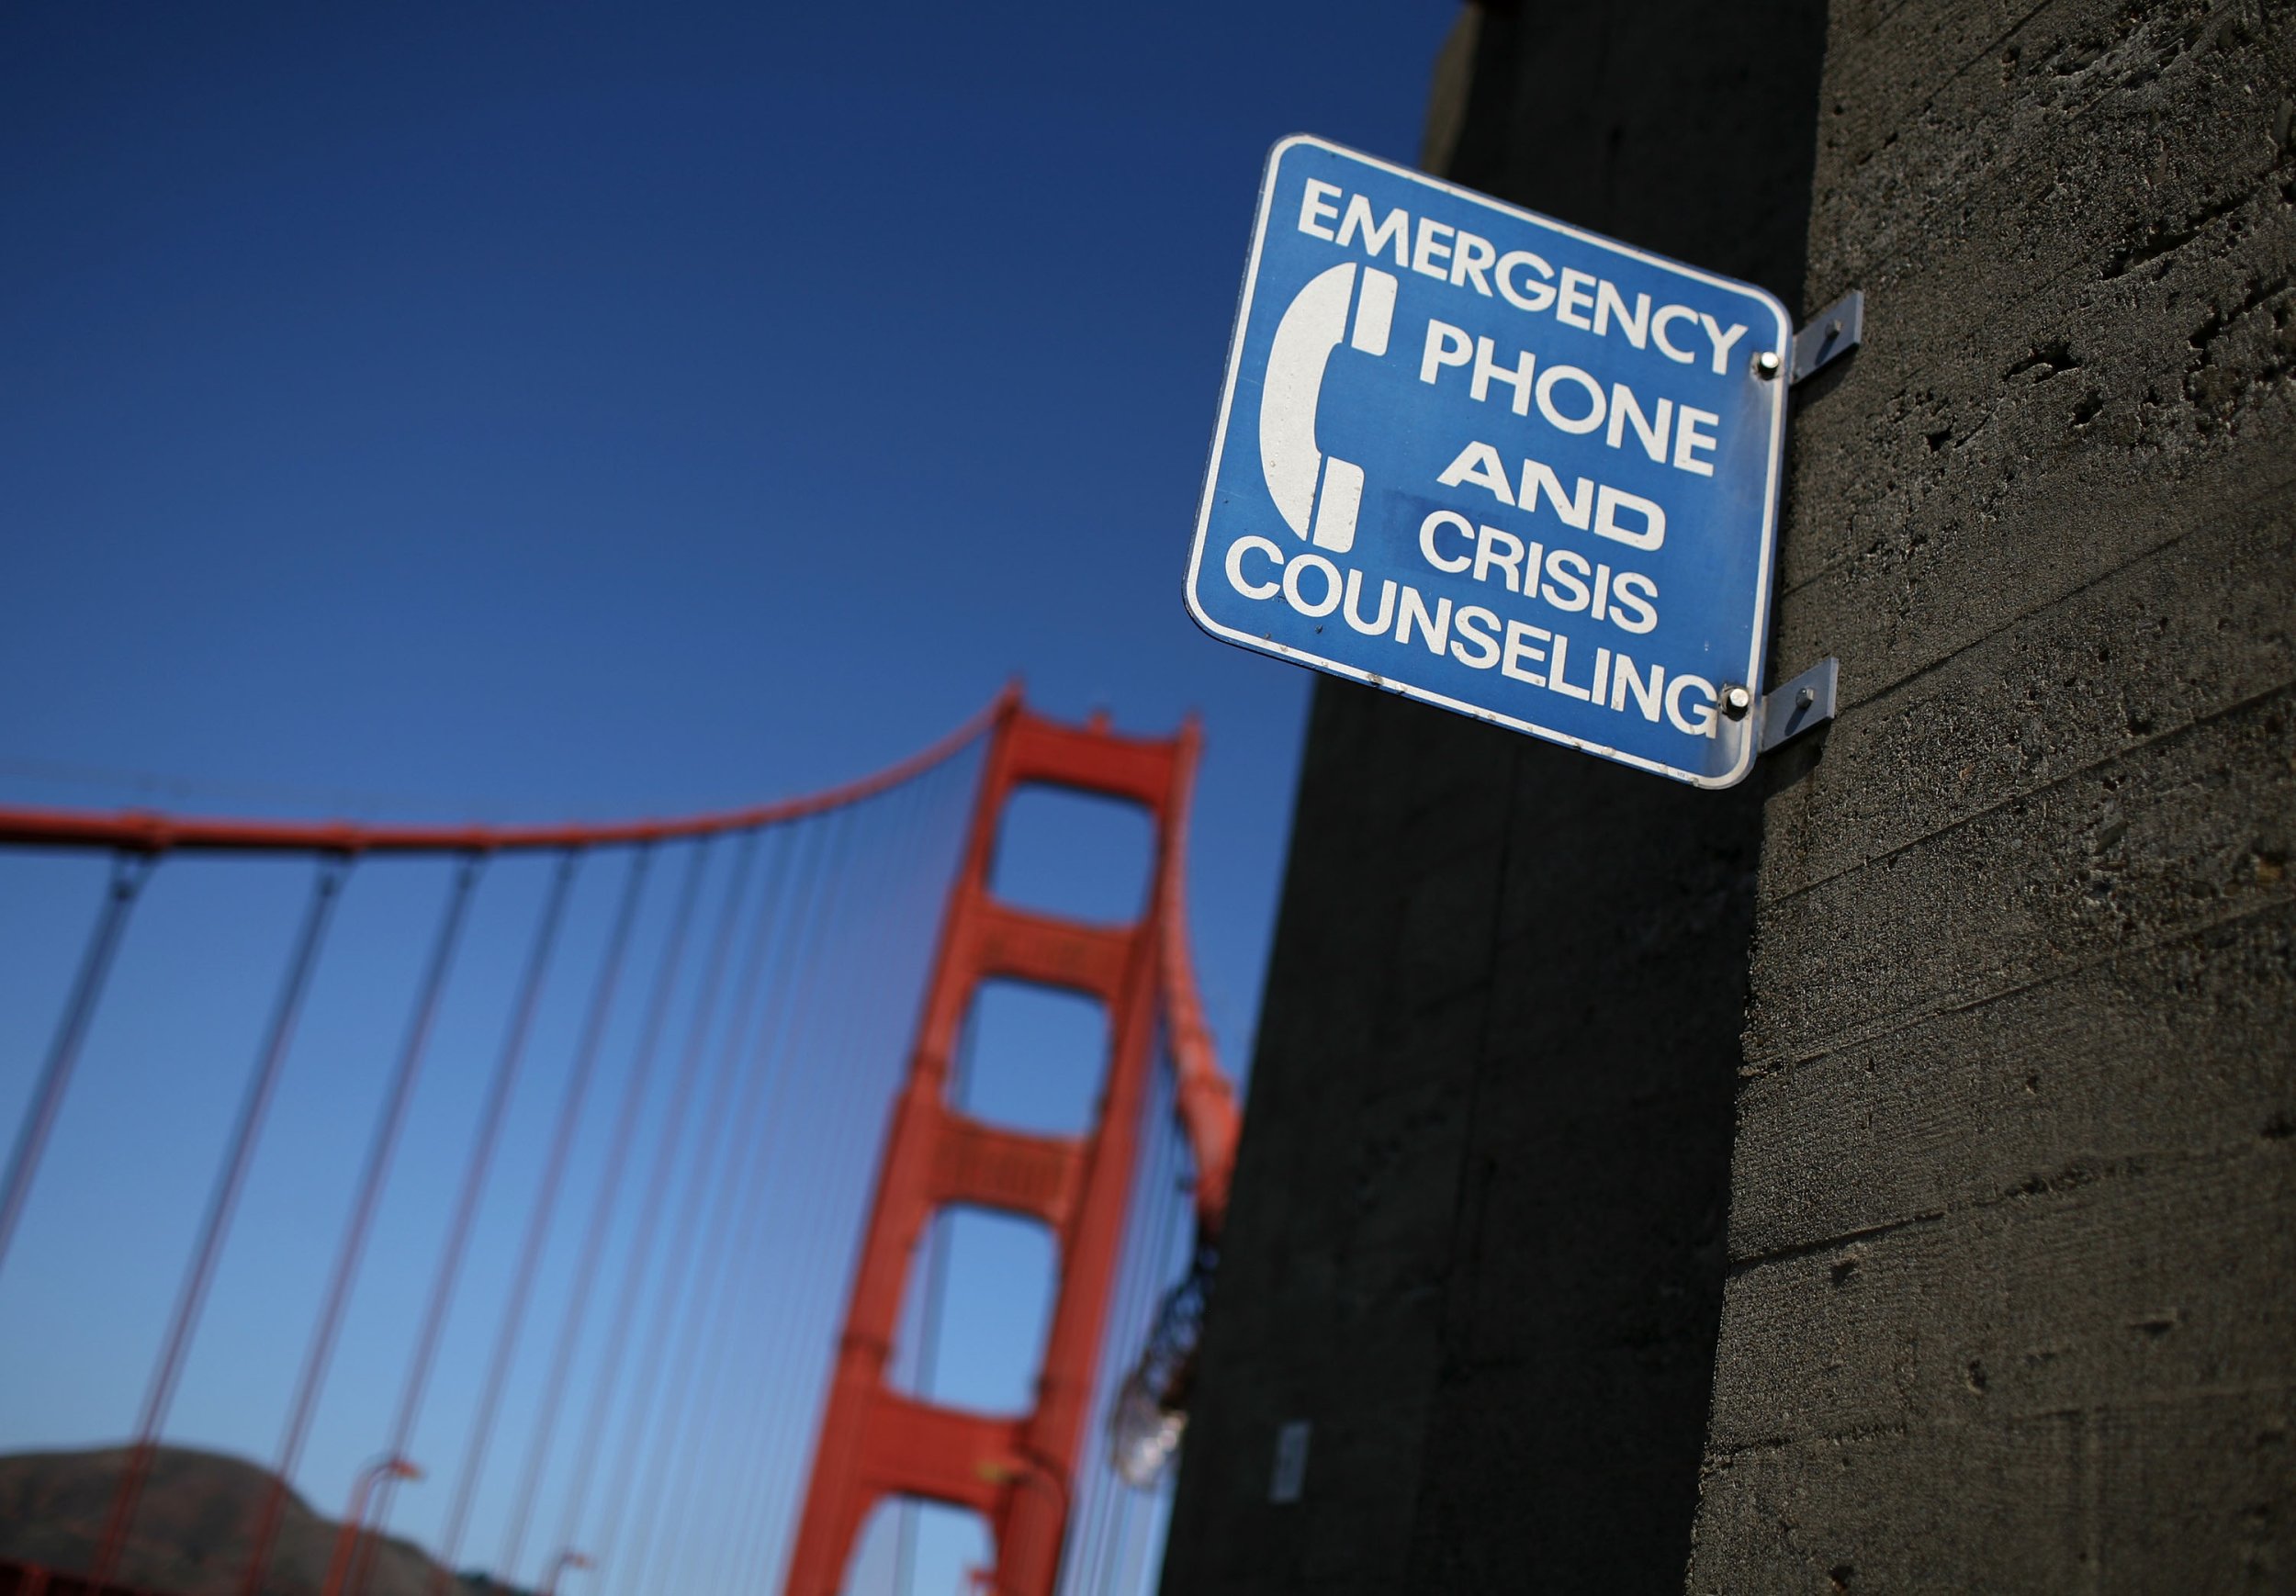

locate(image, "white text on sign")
[[1295, 180, 1750, 373]]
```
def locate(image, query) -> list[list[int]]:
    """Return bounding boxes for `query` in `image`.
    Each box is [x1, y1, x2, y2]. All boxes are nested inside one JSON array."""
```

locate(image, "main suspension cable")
[[0, 690, 1012, 858]]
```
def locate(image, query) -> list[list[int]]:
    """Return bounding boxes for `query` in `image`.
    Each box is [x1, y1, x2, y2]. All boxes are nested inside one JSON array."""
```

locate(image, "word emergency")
[[1295, 179, 1751, 375]]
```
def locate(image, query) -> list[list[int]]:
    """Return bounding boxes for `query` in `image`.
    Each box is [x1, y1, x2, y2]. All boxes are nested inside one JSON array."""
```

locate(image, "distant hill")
[[0, 1447, 512, 1596]]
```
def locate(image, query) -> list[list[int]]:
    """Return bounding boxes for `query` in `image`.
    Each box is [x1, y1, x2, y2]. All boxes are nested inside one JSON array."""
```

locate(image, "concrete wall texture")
[[1160, 1, 2295, 1592], [1688, 0, 2296, 1588]]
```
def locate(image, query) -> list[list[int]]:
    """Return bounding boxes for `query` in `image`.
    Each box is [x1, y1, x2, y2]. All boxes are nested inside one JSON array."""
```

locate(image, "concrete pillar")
[[1687, 3, 2296, 1589]]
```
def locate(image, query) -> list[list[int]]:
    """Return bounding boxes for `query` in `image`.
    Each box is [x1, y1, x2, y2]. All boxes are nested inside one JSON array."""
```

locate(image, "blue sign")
[[1185, 136, 1792, 788]]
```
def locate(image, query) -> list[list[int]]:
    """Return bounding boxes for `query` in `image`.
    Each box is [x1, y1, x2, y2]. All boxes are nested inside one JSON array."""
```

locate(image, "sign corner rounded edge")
[[1263, 132, 1324, 177], [1179, 550, 1276, 661], [1178, 565, 1229, 645], [1689, 744, 1760, 791], [1266, 130, 1342, 162]]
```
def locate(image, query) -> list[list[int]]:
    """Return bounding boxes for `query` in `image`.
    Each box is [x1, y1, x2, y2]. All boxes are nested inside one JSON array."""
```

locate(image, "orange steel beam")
[[781, 697, 1216, 1596], [0, 689, 1013, 857]]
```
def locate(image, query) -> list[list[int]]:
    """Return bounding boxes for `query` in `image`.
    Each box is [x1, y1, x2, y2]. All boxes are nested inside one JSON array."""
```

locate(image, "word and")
[[1435, 442, 1669, 553]]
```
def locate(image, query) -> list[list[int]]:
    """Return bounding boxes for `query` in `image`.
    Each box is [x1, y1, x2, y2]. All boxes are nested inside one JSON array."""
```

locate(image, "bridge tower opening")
[[779, 697, 1212, 1596]]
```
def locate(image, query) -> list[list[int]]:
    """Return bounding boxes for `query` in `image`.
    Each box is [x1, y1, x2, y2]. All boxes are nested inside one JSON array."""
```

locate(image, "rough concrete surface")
[[1685, 0, 2296, 1590]]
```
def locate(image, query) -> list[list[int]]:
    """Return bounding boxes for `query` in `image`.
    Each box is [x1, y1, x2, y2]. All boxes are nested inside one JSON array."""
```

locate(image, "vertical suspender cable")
[[746, 869, 935, 1596], [1104, 1112, 1194, 1596], [493, 838, 713, 1584], [734, 946, 913, 1596], [600, 812, 849, 1588], [579, 816, 805, 1582], [1059, 1049, 1166, 1591], [649, 784, 930, 1596], [744, 753, 978, 1589], [1121, 1191, 1195, 1596], [0, 852, 156, 1282], [1073, 1090, 1184, 1596], [629, 799, 862, 1596], [353, 851, 581, 1596], [710, 770, 951, 1595], [738, 761, 970, 1594], [90, 855, 352, 1591], [1144, 1121, 1202, 1595], [726, 1024, 896, 1596], [1067, 1126, 1149, 1591], [428, 847, 657, 1587], [239, 855, 488, 1596], [1077, 1125, 1165, 1596], [631, 809, 861, 1596], [539, 828, 769, 1575], [589, 813, 808, 1594]]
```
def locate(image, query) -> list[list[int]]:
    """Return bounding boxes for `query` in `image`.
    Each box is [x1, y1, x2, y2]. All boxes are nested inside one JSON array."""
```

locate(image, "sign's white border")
[[1183, 134, 1792, 790]]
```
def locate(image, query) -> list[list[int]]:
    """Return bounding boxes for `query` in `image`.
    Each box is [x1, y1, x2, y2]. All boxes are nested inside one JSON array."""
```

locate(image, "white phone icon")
[[1259, 261, 1398, 556]]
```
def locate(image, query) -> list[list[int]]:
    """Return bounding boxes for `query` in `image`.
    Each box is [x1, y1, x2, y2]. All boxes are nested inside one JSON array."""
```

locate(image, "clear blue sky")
[[0, 5, 1455, 1592]]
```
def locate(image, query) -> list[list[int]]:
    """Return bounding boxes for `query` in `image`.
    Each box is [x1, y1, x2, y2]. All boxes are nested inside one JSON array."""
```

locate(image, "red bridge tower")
[[781, 695, 1231, 1596]]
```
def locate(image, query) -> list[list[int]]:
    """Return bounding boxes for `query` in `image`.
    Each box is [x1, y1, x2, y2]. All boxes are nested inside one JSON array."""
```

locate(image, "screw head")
[[1754, 350, 1783, 379], [1722, 684, 1754, 718]]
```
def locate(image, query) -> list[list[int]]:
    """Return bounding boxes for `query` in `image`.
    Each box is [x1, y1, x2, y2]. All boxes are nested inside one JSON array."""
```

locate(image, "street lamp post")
[[321, 1455, 423, 1596], [541, 1550, 593, 1596]]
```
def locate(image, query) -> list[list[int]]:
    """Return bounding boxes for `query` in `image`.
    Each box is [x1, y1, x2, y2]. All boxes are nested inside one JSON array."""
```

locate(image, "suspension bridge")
[[0, 688, 1238, 1596]]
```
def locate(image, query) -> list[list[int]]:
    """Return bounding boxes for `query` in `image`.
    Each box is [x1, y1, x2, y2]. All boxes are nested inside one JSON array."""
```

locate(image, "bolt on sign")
[[1185, 136, 1792, 788]]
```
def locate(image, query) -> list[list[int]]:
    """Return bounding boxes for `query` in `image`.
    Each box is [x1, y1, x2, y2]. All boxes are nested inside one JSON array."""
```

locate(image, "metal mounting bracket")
[[1759, 657, 1840, 752], [1791, 289, 1863, 384]]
